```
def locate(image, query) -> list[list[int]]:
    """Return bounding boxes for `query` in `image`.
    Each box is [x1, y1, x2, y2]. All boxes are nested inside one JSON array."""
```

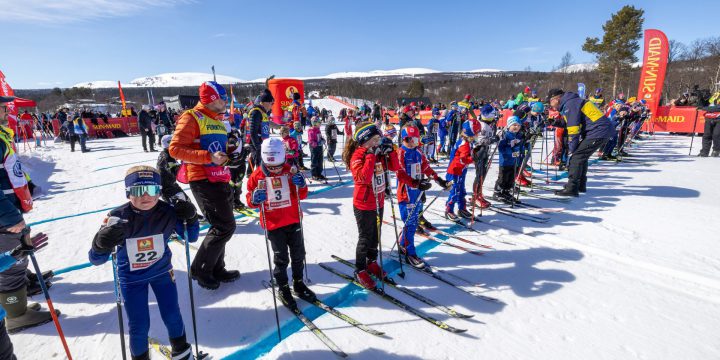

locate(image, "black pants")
[[472, 145, 489, 195], [69, 133, 87, 152], [354, 206, 383, 272], [447, 121, 460, 152], [494, 165, 516, 192], [565, 138, 606, 192], [700, 118, 720, 155], [310, 146, 323, 177], [267, 223, 305, 285], [0, 320, 15, 360], [140, 129, 155, 151], [327, 141, 337, 160], [0, 232, 27, 293], [229, 152, 247, 207], [189, 180, 236, 276]]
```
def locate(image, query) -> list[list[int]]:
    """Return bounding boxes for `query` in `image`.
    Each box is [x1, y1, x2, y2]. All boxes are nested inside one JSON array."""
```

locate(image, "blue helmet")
[[531, 102, 544, 113], [480, 104, 496, 121]]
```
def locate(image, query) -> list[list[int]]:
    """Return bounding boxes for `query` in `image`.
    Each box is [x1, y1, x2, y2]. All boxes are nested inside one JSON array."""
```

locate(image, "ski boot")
[[233, 202, 247, 213], [278, 283, 297, 309], [517, 173, 532, 187], [292, 279, 317, 302], [457, 208, 473, 219], [415, 226, 427, 235], [366, 261, 387, 279], [405, 254, 426, 269], [418, 215, 436, 230], [354, 270, 377, 290], [554, 187, 579, 197], [170, 334, 195, 360], [444, 208, 459, 221], [698, 152, 709, 157], [473, 194, 491, 209]]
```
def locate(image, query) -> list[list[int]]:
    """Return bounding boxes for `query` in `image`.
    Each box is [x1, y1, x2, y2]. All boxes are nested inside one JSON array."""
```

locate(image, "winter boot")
[[366, 261, 387, 279], [697, 152, 709, 157], [418, 215, 436, 230], [191, 268, 220, 290], [278, 283, 297, 309], [405, 254, 426, 269], [517, 173, 532, 187], [354, 270, 377, 290], [213, 268, 240, 283], [292, 279, 317, 302], [2, 287, 57, 334], [169, 334, 193, 360], [458, 208, 473, 219], [554, 187, 579, 197], [712, 151, 720, 157]]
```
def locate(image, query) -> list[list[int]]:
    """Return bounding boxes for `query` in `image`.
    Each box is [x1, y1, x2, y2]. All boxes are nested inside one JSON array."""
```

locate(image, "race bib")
[[126, 234, 165, 271], [331, 129, 337, 140], [410, 163, 422, 180], [266, 176, 291, 210], [512, 151, 520, 158], [433, 123, 439, 133], [373, 162, 385, 194]]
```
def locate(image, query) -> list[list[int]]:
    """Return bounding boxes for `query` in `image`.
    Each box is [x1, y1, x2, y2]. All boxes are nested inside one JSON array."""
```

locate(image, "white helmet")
[[261, 137, 285, 166], [161, 135, 172, 149]]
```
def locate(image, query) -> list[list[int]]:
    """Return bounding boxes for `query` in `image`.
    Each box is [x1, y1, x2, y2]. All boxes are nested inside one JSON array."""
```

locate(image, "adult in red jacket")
[[247, 137, 313, 309], [342, 122, 412, 290]]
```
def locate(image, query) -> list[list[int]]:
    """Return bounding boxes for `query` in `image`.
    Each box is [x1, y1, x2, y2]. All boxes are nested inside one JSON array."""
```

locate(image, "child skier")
[[307, 117, 327, 182], [437, 110, 449, 156], [424, 110, 440, 163], [493, 116, 525, 204], [445, 120, 480, 220], [396, 125, 449, 268], [290, 121, 307, 171], [157, 135, 187, 203], [88, 166, 200, 360], [343, 122, 411, 289], [470, 105, 499, 209], [280, 126, 300, 168], [325, 117, 339, 162], [246, 138, 313, 309]]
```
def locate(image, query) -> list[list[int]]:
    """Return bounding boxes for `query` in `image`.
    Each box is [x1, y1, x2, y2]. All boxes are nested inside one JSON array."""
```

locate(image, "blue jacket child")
[[88, 166, 200, 359]]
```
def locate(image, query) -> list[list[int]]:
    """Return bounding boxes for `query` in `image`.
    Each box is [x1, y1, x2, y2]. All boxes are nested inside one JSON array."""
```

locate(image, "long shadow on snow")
[[274, 348, 426, 360]]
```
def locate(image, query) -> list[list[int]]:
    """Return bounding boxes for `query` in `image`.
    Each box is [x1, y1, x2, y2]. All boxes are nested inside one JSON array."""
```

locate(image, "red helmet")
[[402, 105, 414, 114], [401, 125, 420, 140], [524, 86, 531, 94], [464, 94, 471, 100]]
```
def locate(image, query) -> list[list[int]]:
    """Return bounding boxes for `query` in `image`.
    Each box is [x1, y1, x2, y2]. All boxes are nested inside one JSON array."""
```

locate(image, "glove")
[[252, 188, 267, 205], [496, 129, 504, 137], [379, 138, 394, 155], [292, 173, 307, 187], [93, 216, 128, 253], [225, 151, 244, 167], [510, 139, 522, 147], [11, 231, 48, 259], [170, 192, 187, 202], [173, 199, 197, 221], [368, 146, 381, 156], [413, 179, 432, 191], [434, 176, 451, 190]]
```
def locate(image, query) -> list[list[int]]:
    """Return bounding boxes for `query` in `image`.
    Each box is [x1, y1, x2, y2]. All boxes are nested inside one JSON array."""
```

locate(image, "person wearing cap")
[[246, 89, 274, 173], [157, 134, 188, 203], [170, 81, 240, 289], [246, 137, 312, 309], [324, 116, 340, 162], [397, 106, 415, 146], [88, 165, 199, 360], [307, 117, 327, 181], [599, 101, 628, 160], [138, 105, 156, 152], [396, 124, 449, 268], [470, 105, 500, 209], [0, 96, 59, 335], [515, 86, 532, 105], [343, 122, 409, 290], [424, 110, 440, 163], [589, 88, 605, 108], [445, 120, 480, 220], [289, 92, 307, 128], [546, 88, 614, 196], [493, 116, 525, 204]]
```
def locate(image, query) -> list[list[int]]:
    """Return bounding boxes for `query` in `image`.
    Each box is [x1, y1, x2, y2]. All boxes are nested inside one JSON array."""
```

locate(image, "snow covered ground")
[[12, 132, 720, 359]]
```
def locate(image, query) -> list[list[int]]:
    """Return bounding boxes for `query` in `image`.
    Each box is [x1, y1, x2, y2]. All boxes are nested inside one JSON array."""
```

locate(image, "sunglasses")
[[127, 185, 161, 197]]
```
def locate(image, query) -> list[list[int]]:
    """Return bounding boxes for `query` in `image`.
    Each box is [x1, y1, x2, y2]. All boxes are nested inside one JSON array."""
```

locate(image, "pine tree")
[[582, 5, 644, 97]]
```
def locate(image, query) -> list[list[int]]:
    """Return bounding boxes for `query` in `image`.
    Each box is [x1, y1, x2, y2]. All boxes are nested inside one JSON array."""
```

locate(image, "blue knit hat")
[[506, 116, 521, 128], [124, 166, 161, 197], [531, 102, 544, 113], [354, 123, 382, 145], [480, 104, 496, 121]]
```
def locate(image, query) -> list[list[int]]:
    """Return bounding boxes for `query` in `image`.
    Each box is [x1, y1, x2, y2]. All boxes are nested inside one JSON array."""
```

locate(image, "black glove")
[[173, 199, 198, 221], [379, 138, 394, 155], [434, 177, 450, 190], [11, 231, 48, 259], [93, 216, 127, 252], [225, 151, 245, 167], [414, 179, 432, 191]]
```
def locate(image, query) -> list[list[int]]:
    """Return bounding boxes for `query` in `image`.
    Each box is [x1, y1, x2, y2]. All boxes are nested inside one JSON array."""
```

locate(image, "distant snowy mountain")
[[73, 72, 245, 89], [73, 68, 507, 88], [556, 63, 599, 73]]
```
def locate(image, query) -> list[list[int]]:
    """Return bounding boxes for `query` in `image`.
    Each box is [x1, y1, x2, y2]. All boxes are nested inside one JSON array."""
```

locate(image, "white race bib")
[[126, 234, 165, 271], [410, 163, 422, 180], [266, 176, 291, 210], [433, 123, 439, 133], [373, 162, 386, 194], [331, 129, 337, 140]]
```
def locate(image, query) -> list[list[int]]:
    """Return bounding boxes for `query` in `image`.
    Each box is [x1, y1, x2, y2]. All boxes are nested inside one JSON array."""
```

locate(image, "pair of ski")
[[424, 208, 518, 246], [320, 257, 469, 334], [381, 219, 487, 257], [486, 203, 551, 223]]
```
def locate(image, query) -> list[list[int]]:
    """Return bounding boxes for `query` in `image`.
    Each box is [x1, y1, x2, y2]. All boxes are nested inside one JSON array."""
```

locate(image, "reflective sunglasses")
[[127, 185, 161, 197]]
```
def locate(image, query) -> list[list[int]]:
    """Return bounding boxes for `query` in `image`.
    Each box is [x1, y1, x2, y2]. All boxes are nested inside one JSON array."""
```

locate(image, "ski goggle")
[[265, 164, 284, 172], [126, 185, 161, 197]]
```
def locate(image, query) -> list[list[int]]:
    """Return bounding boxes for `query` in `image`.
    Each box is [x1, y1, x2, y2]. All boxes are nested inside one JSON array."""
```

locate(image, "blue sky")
[[2, 0, 717, 89]]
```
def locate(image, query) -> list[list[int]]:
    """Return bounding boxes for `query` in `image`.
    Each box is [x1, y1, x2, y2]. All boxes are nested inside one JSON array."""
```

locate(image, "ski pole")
[[688, 110, 699, 155], [183, 223, 202, 359], [382, 157, 404, 279], [373, 165, 385, 293], [23, 229, 72, 360], [258, 180, 282, 341], [291, 169, 311, 284], [111, 249, 127, 360], [325, 143, 342, 183], [544, 125, 550, 184]]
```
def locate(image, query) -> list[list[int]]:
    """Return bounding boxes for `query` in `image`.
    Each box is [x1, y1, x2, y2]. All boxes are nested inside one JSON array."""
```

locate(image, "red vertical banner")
[[636, 29, 669, 130], [0, 70, 18, 131]]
